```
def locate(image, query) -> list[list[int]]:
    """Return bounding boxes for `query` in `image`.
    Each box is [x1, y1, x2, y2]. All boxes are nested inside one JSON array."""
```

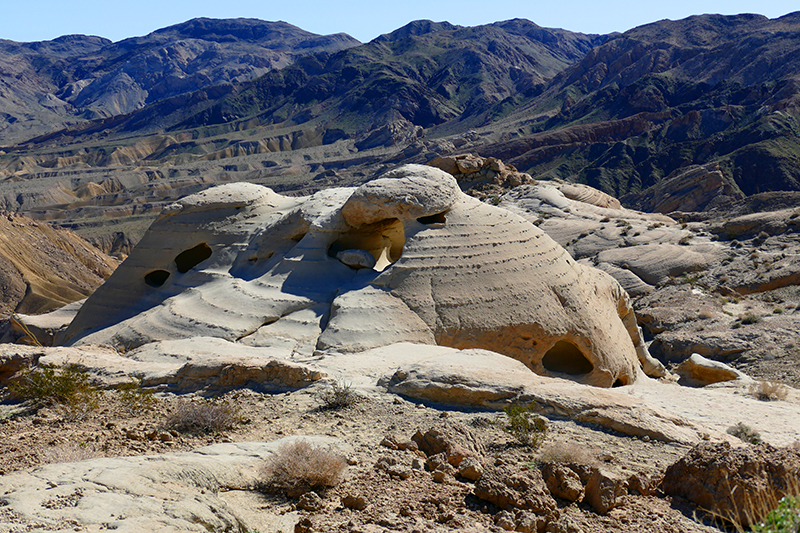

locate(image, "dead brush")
[[537, 441, 598, 466], [41, 443, 101, 465], [260, 439, 347, 498], [749, 380, 789, 402], [713, 473, 800, 532], [163, 398, 239, 434]]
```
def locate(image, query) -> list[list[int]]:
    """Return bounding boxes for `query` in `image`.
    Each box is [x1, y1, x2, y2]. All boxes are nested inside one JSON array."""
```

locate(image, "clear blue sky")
[[1, 0, 797, 43]]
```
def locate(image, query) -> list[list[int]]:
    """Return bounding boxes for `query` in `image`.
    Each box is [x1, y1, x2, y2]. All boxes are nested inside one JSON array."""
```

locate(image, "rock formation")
[[58, 164, 660, 387]]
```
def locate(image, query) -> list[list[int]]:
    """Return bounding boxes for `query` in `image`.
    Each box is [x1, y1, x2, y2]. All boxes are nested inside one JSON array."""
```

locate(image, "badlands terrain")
[[0, 12, 800, 533]]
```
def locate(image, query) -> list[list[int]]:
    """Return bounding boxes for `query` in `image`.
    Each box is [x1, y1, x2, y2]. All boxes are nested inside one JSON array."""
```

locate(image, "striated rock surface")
[[57, 165, 655, 387]]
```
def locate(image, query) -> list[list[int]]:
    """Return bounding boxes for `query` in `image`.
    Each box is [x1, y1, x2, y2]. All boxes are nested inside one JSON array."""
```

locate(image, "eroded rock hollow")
[[59, 164, 660, 387]]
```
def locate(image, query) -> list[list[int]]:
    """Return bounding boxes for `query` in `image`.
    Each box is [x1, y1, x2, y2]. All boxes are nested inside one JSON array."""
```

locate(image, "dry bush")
[[261, 439, 347, 498], [749, 380, 789, 402], [41, 443, 101, 465], [164, 399, 239, 434], [723, 476, 800, 533], [537, 442, 598, 466]]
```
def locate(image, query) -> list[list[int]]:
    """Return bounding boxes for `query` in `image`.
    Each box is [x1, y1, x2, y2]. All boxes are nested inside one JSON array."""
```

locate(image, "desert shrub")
[[537, 442, 597, 466], [164, 399, 239, 434], [741, 313, 762, 325], [117, 376, 158, 415], [727, 422, 762, 444], [750, 494, 800, 533], [774, 308, 784, 315], [722, 476, 800, 533], [316, 380, 360, 410], [261, 439, 347, 497], [500, 403, 547, 448], [489, 195, 502, 206], [41, 442, 101, 464], [749, 381, 789, 402], [7, 364, 100, 420]]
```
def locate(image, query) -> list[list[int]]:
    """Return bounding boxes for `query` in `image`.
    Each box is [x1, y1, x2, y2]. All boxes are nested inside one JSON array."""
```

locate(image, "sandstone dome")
[[58, 164, 661, 387]]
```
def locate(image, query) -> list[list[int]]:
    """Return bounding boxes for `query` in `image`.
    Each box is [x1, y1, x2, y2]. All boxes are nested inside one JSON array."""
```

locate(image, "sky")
[[0, 0, 798, 44]]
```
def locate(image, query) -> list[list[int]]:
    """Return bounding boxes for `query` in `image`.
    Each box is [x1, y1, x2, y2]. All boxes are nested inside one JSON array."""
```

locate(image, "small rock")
[[297, 491, 324, 512], [457, 456, 483, 481], [336, 249, 376, 269], [627, 472, 655, 496], [342, 494, 368, 511], [431, 470, 453, 484], [583, 468, 627, 514], [386, 465, 412, 480], [295, 517, 313, 533], [495, 510, 516, 530], [542, 463, 584, 502], [516, 510, 547, 533]]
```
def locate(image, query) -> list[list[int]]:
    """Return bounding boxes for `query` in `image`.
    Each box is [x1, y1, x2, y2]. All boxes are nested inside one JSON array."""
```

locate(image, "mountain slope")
[[0, 18, 360, 143], [484, 12, 800, 202]]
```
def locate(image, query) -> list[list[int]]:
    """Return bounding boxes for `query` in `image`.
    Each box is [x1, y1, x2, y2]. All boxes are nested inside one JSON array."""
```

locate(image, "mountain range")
[[1, 13, 800, 247]]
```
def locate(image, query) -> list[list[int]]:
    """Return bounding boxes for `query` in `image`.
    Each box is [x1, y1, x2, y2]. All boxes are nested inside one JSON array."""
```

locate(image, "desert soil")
[[0, 385, 727, 532]]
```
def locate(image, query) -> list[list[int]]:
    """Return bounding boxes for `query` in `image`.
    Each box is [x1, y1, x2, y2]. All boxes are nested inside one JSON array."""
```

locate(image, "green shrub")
[[7, 364, 100, 420], [316, 381, 360, 410], [741, 314, 762, 325], [727, 422, 762, 444], [751, 495, 800, 533], [501, 403, 547, 448]]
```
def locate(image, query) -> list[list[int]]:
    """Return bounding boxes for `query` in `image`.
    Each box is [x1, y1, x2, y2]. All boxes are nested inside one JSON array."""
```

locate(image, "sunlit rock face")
[[59, 164, 658, 387]]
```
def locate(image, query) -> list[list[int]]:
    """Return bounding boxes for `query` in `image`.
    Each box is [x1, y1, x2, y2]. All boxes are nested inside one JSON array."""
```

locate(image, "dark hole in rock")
[[174, 243, 212, 274], [417, 212, 447, 224], [612, 377, 628, 387], [542, 340, 594, 375], [328, 219, 405, 272], [144, 270, 170, 288]]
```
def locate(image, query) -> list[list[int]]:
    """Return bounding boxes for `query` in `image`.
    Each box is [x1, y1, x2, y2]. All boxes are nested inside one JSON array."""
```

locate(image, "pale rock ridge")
[[58, 165, 658, 387]]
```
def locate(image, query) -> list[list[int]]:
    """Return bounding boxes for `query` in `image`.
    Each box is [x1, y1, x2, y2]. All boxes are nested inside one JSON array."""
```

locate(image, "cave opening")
[[541, 340, 594, 375], [144, 269, 170, 288], [174, 243, 213, 273], [328, 218, 405, 272]]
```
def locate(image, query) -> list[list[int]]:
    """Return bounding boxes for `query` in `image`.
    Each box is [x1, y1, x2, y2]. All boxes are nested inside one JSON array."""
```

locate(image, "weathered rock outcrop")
[[57, 164, 657, 387], [662, 441, 800, 527]]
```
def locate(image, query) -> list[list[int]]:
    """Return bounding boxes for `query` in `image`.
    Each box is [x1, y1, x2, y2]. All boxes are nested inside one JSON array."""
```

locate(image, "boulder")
[[474, 464, 557, 515], [57, 165, 655, 388], [675, 353, 751, 386]]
